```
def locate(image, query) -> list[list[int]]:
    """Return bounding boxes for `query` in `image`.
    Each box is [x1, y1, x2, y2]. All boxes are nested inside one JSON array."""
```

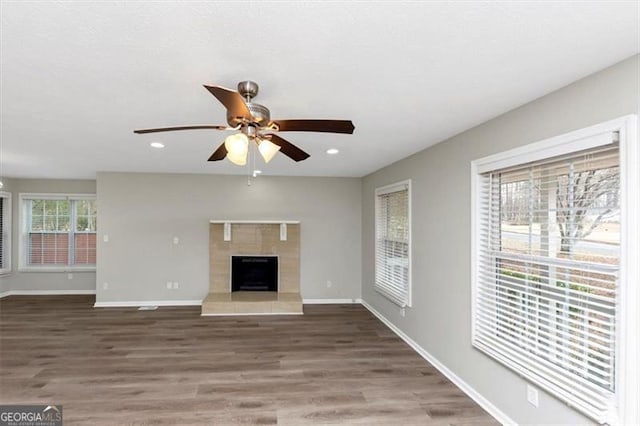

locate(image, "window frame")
[[0, 191, 12, 275], [471, 115, 638, 425], [18, 193, 97, 272], [374, 179, 412, 307]]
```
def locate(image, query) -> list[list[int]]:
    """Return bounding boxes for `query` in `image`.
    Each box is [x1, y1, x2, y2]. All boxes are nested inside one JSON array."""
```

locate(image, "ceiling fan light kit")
[[224, 133, 249, 166], [257, 139, 281, 163], [134, 80, 354, 166]]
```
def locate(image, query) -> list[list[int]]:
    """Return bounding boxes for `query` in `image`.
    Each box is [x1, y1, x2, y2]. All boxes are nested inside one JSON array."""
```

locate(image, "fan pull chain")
[[247, 141, 255, 186], [247, 152, 252, 187]]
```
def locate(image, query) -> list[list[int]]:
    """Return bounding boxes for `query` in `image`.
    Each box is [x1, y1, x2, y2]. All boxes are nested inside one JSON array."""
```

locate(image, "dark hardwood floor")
[[0, 296, 498, 425]]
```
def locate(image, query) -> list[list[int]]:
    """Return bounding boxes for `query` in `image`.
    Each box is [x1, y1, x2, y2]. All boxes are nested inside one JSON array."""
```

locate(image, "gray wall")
[[95, 173, 361, 304], [0, 178, 97, 293], [361, 55, 639, 425]]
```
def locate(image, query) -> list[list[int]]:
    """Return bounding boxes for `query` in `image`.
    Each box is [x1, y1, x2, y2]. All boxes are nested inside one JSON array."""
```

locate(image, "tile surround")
[[203, 222, 302, 315]]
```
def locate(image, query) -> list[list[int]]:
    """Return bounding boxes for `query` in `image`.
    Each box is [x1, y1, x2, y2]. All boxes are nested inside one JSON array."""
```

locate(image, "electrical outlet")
[[166, 281, 172, 289], [67, 273, 73, 280], [103, 234, 109, 242], [103, 282, 109, 290], [527, 384, 539, 407], [173, 237, 179, 245], [173, 282, 179, 289], [327, 281, 333, 288]]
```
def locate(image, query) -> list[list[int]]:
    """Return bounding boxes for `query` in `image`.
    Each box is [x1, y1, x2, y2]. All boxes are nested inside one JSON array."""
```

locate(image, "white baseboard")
[[360, 300, 516, 426], [303, 298, 362, 304], [93, 299, 202, 308], [94, 298, 363, 308], [201, 312, 304, 316], [1, 290, 96, 298]]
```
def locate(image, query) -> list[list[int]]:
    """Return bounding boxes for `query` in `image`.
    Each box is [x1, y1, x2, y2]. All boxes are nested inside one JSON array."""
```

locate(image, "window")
[[375, 180, 411, 306], [19, 194, 96, 270], [472, 116, 638, 424], [0, 192, 11, 274]]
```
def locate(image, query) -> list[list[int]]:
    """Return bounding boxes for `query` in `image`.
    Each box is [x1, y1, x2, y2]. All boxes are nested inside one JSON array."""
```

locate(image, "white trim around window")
[[0, 191, 11, 275], [471, 115, 638, 425], [374, 179, 412, 307], [18, 193, 97, 272]]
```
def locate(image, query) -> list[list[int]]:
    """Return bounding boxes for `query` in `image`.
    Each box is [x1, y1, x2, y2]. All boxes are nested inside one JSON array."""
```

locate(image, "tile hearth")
[[201, 291, 303, 315]]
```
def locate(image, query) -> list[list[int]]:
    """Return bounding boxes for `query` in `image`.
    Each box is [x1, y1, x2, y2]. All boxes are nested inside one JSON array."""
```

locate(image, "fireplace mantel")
[[209, 220, 300, 224], [209, 220, 299, 242]]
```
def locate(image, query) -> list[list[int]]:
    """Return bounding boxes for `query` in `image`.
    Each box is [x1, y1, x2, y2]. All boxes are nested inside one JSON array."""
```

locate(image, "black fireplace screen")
[[231, 256, 278, 292]]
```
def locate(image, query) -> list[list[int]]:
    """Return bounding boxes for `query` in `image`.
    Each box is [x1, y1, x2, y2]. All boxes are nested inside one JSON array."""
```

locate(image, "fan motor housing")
[[228, 102, 270, 127]]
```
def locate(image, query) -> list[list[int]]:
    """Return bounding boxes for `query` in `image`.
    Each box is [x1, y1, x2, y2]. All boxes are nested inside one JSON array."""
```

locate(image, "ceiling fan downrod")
[[237, 80, 259, 101]]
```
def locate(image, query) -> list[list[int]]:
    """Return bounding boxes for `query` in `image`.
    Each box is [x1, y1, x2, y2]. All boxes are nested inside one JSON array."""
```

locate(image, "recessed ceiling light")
[[326, 148, 339, 155], [150, 142, 165, 149]]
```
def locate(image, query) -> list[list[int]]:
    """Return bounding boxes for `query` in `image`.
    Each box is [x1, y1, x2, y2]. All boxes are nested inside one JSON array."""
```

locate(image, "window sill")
[[18, 266, 96, 273]]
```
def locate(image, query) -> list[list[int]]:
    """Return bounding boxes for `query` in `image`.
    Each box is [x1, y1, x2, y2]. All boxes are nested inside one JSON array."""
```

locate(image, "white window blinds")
[[375, 181, 411, 307], [474, 141, 620, 422], [21, 195, 97, 269], [0, 194, 6, 270]]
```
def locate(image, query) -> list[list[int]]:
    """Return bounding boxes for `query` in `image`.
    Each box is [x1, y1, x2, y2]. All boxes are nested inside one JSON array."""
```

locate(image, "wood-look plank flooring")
[[0, 296, 498, 425]]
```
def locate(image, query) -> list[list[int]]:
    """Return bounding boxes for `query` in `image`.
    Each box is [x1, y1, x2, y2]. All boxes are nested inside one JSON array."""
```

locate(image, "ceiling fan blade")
[[266, 134, 310, 162], [134, 125, 228, 134], [203, 85, 252, 120], [207, 142, 227, 161], [268, 119, 355, 134]]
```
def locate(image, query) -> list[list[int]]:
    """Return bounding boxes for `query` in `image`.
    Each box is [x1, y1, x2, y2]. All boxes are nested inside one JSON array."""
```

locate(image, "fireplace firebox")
[[231, 256, 278, 292]]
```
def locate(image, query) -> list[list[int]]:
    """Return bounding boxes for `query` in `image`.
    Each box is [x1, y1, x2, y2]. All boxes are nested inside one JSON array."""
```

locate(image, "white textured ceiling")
[[1, 1, 638, 179]]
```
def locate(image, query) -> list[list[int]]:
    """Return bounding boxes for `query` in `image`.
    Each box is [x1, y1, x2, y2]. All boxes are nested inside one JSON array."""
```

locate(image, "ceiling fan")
[[134, 81, 355, 165]]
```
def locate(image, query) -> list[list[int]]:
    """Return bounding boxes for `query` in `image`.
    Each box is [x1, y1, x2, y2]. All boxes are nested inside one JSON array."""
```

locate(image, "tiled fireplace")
[[201, 221, 303, 315]]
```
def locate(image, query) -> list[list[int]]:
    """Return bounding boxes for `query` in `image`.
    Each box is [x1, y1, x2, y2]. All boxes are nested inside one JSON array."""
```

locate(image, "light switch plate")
[[527, 385, 539, 407]]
